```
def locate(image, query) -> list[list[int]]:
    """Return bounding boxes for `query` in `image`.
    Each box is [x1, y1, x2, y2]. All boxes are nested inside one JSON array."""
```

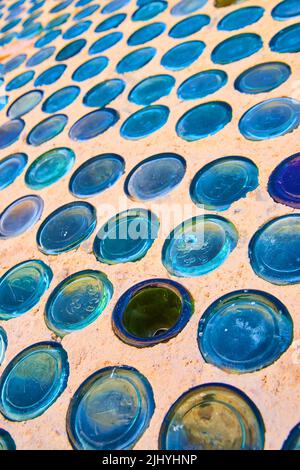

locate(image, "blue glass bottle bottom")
[[132, 1, 167, 21], [95, 13, 126, 32], [128, 74, 175, 106], [89, 31, 123, 54], [72, 56, 109, 81], [0, 327, 7, 365], [161, 40, 205, 71], [121, 105, 169, 140], [234, 62, 291, 94], [0, 152, 27, 190], [177, 69, 228, 100], [171, 0, 208, 16], [6, 70, 35, 90], [69, 109, 119, 141], [0, 119, 24, 149], [42, 86, 80, 113], [83, 79, 125, 108], [0, 429, 16, 450], [7, 90, 44, 119], [116, 47, 156, 73], [282, 423, 300, 450], [211, 33, 263, 64], [27, 114, 68, 146], [169, 14, 210, 38], [217, 6, 264, 31], [268, 152, 300, 208], [34, 64, 66, 86], [127, 22, 165, 46], [269, 23, 300, 53], [63, 20, 91, 39], [0, 195, 44, 238], [272, 0, 300, 21], [26, 46, 55, 67]]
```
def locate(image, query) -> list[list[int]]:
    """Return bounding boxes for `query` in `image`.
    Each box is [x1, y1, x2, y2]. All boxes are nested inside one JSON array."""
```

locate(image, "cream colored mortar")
[[0, 0, 299, 450]]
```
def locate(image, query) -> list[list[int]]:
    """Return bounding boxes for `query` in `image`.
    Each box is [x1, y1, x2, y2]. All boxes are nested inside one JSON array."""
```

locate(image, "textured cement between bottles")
[[0, 0, 299, 450]]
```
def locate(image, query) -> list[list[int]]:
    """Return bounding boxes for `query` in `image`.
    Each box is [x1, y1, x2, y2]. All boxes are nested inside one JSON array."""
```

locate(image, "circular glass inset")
[[161, 40, 205, 71], [116, 47, 156, 73], [95, 13, 126, 32], [239, 98, 300, 141], [128, 74, 175, 106], [46, 12, 70, 29], [0, 327, 7, 364], [69, 109, 119, 141], [282, 423, 300, 450], [3, 53, 26, 73], [63, 20, 91, 39], [0, 342, 69, 421], [0, 152, 27, 190], [112, 278, 193, 347], [6, 70, 35, 91], [25, 147, 75, 190], [74, 4, 99, 20], [198, 290, 293, 373], [0, 429, 16, 450], [162, 214, 238, 277], [171, 0, 207, 16], [42, 86, 80, 113], [190, 156, 259, 211], [217, 6, 264, 31], [7, 90, 43, 119], [34, 64, 66, 86], [234, 62, 291, 94], [159, 383, 265, 450], [0, 260, 53, 320], [102, 0, 130, 14], [249, 214, 300, 285], [35, 29, 61, 48], [128, 22, 165, 46], [272, 0, 300, 21], [169, 14, 210, 38], [176, 101, 232, 141], [269, 23, 300, 53], [132, 1, 167, 21], [67, 365, 155, 450], [89, 31, 123, 54], [45, 270, 113, 336], [56, 39, 86, 61], [268, 152, 300, 208], [83, 79, 125, 107], [26, 46, 55, 67], [93, 208, 159, 264], [177, 69, 227, 100], [125, 153, 186, 201], [0, 195, 44, 238], [69, 153, 124, 198], [211, 33, 263, 64], [27, 114, 68, 146], [72, 56, 109, 81], [121, 105, 169, 140]]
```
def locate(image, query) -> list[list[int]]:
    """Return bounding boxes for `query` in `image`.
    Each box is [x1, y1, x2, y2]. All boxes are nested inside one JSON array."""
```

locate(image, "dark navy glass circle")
[[7, 90, 43, 119], [234, 62, 291, 94], [88, 31, 123, 54], [0, 429, 15, 450], [3, 53, 26, 73], [249, 214, 300, 285], [0, 342, 69, 421], [0, 260, 53, 320], [124, 153, 186, 200], [63, 20, 91, 39], [211, 33, 263, 64], [112, 278, 193, 347], [26, 46, 55, 67], [56, 39, 86, 61], [42, 86, 80, 113], [171, 0, 208, 16], [6, 70, 35, 91], [95, 13, 126, 32], [239, 98, 300, 141], [73, 4, 99, 20], [169, 14, 210, 38], [128, 22, 165, 46], [69, 153, 125, 198], [34, 29, 61, 47], [176, 101, 232, 141], [83, 79, 125, 107], [268, 152, 300, 209], [177, 69, 227, 100], [27, 114, 68, 146], [72, 56, 109, 81], [269, 23, 300, 53], [102, 0, 130, 14], [34, 64, 66, 86], [116, 47, 156, 73], [272, 0, 300, 21], [67, 366, 155, 450], [217, 6, 264, 31], [0, 195, 44, 238], [190, 156, 259, 211], [37, 201, 97, 255], [121, 105, 169, 140], [128, 74, 175, 105], [0, 152, 27, 190], [198, 289, 293, 373], [282, 424, 300, 450], [0, 119, 25, 149], [132, 1, 167, 21], [69, 109, 119, 141], [161, 40, 205, 71]]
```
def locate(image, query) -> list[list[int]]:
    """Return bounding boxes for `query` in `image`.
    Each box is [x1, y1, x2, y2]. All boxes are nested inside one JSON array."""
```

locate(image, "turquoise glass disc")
[[198, 290, 293, 373], [0, 342, 69, 421], [190, 156, 259, 211], [27, 114, 68, 146], [217, 6, 264, 31], [45, 270, 113, 336], [116, 47, 156, 73], [171, 0, 207, 16], [128, 22, 166, 46], [176, 101, 232, 141], [69, 153, 124, 198], [177, 69, 227, 100], [6, 70, 34, 91], [35, 29, 61, 48], [120, 105, 169, 139], [89, 31, 123, 54], [162, 215, 238, 277], [159, 383, 265, 450], [0, 195, 44, 238], [128, 74, 175, 105], [34, 64, 66, 86], [132, 2, 167, 21], [63, 20, 91, 39], [0, 260, 52, 320], [239, 98, 300, 141], [272, 0, 300, 21], [282, 424, 300, 450], [69, 109, 119, 141], [269, 23, 300, 53], [124, 153, 186, 201], [0, 152, 27, 190], [95, 13, 126, 32], [169, 14, 210, 38], [0, 429, 16, 450], [83, 79, 125, 107], [74, 4, 99, 20], [93, 208, 159, 264], [7, 90, 43, 119], [211, 33, 263, 64], [67, 366, 155, 450], [0, 118, 24, 150], [0, 327, 7, 364], [249, 214, 300, 285], [42, 86, 80, 113], [234, 62, 291, 94], [25, 148, 75, 190], [72, 56, 109, 81], [161, 40, 205, 71], [37, 201, 97, 255], [56, 39, 86, 61]]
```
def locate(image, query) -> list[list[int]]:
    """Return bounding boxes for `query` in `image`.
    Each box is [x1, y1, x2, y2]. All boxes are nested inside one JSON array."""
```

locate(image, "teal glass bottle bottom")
[[120, 105, 169, 140], [128, 74, 175, 106], [42, 86, 80, 113], [83, 79, 125, 108], [282, 423, 300, 450], [0, 327, 7, 365], [0, 429, 16, 450], [211, 33, 263, 64], [27, 114, 68, 146]]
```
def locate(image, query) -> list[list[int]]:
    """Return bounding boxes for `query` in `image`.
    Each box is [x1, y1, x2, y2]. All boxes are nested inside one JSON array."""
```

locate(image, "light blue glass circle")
[[272, 0, 300, 21], [34, 64, 66, 86], [171, 0, 207, 16], [69, 109, 119, 141], [26, 46, 55, 67], [7, 90, 43, 119], [269, 23, 300, 53], [42, 86, 80, 113], [89, 31, 123, 54], [177, 69, 227, 100], [83, 79, 125, 107], [0, 260, 53, 320], [217, 6, 264, 31], [46, 13, 70, 29], [102, 0, 130, 14], [169, 14, 210, 38], [18, 22, 43, 39], [95, 13, 126, 32], [120, 105, 169, 140], [211, 33, 263, 64], [56, 38, 86, 61], [128, 74, 175, 105], [34, 29, 61, 48], [63, 20, 91, 39], [0, 119, 25, 149], [0, 429, 16, 450], [0, 152, 27, 190], [234, 62, 291, 94], [128, 22, 165, 46], [161, 40, 205, 71], [0, 95, 7, 111], [6, 70, 35, 91], [0, 195, 44, 238], [116, 47, 156, 73], [51, 0, 73, 13], [3, 53, 26, 73], [27, 114, 68, 146], [0, 327, 7, 365], [73, 4, 99, 20], [132, 1, 167, 21], [72, 56, 109, 81]]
